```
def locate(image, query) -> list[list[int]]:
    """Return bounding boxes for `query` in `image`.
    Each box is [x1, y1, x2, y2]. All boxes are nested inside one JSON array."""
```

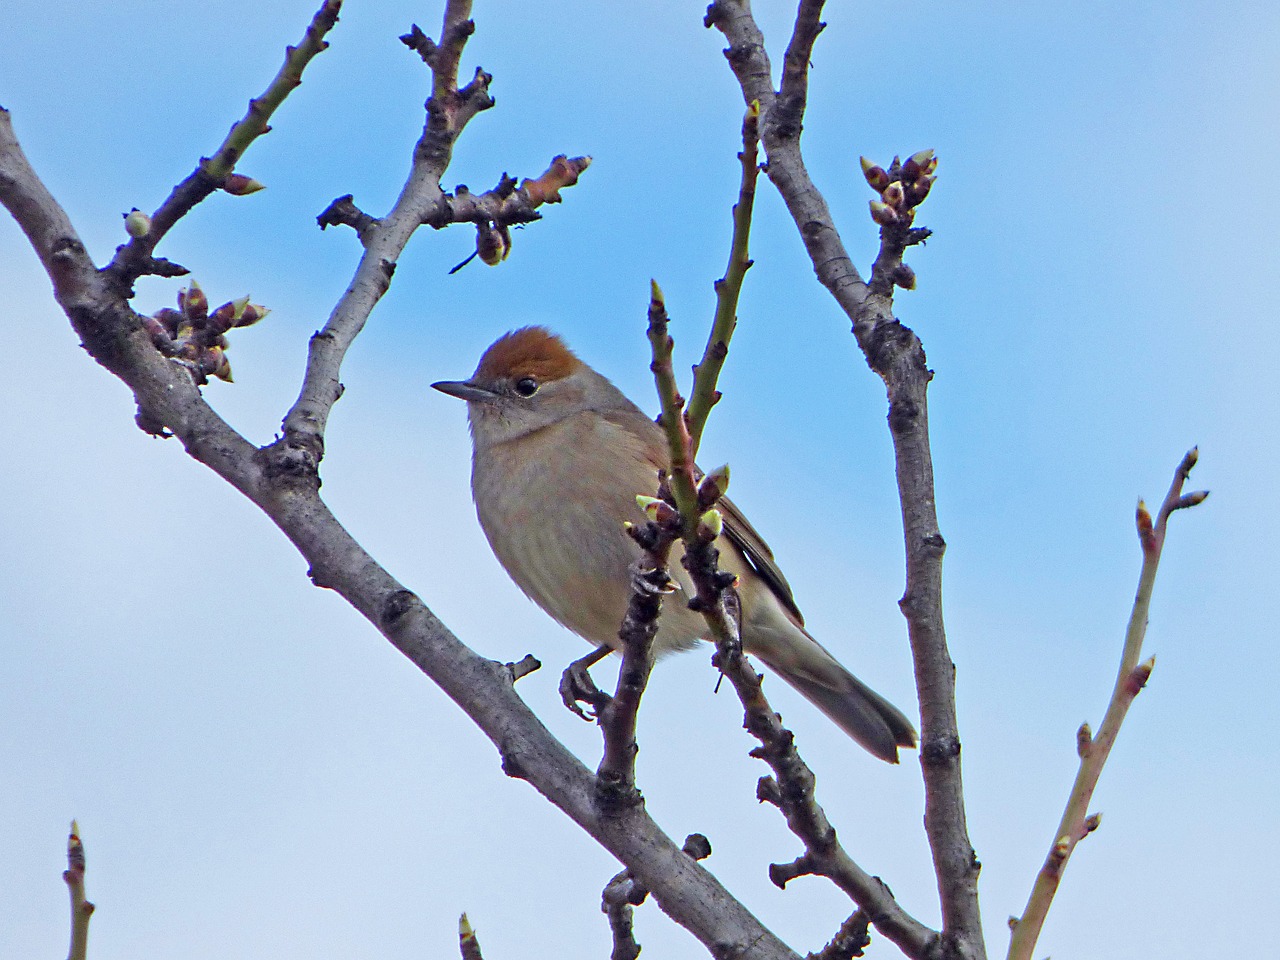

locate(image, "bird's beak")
[[431, 379, 499, 403]]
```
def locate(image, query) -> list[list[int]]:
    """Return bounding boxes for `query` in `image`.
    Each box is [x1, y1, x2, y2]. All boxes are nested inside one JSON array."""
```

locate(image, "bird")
[[432, 326, 917, 762]]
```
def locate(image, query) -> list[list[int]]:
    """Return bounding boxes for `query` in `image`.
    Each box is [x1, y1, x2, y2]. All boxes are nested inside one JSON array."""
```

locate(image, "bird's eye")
[[514, 376, 539, 397]]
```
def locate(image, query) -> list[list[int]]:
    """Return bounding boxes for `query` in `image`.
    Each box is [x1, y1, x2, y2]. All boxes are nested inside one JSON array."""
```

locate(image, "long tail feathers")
[[747, 625, 918, 763], [773, 662, 918, 763]]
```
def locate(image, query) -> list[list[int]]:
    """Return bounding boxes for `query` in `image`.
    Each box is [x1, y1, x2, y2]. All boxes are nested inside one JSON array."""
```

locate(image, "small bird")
[[432, 327, 917, 762]]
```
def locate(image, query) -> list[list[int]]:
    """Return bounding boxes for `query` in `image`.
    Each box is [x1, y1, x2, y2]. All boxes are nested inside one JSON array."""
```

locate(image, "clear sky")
[[2, 2, 1277, 958]]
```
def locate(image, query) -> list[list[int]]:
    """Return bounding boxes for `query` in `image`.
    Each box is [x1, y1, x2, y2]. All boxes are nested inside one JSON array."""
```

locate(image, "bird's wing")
[[717, 494, 805, 626], [601, 404, 807, 626]]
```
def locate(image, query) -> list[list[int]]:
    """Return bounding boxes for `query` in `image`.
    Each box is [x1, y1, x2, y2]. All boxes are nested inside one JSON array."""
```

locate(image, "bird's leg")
[[559, 645, 613, 721]]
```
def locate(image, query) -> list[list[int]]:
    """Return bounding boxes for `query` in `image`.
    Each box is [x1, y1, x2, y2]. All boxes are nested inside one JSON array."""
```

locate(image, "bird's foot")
[[559, 646, 612, 721]]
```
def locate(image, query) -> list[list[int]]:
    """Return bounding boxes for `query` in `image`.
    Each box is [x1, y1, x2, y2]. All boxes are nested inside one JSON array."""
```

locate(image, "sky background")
[[2, 1, 1277, 957]]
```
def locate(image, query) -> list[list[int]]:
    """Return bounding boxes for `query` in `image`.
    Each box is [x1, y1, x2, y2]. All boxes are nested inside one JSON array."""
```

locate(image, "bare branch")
[[645, 281, 935, 959], [276, 11, 587, 474], [686, 102, 760, 454], [1007, 450, 1208, 960], [104, 0, 343, 294], [0, 15, 786, 958], [707, 4, 985, 955]]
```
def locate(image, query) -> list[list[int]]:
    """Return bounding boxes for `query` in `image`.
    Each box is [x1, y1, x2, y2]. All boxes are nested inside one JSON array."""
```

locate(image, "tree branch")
[[707, 4, 985, 957], [645, 282, 935, 960], [685, 102, 760, 454], [1006, 450, 1208, 960], [103, 0, 343, 294], [0, 10, 790, 957]]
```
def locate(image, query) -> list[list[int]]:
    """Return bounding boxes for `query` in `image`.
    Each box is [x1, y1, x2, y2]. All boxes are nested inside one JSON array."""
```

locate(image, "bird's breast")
[[470, 413, 704, 652]]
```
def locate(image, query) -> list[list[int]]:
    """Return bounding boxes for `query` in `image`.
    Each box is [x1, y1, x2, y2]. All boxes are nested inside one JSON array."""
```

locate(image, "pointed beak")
[[431, 379, 498, 403]]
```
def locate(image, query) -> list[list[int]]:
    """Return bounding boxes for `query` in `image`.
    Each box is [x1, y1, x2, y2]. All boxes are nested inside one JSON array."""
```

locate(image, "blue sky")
[[2, 2, 1277, 957]]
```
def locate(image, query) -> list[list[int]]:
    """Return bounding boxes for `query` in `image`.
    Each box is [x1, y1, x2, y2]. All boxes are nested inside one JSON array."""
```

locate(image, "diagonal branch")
[[1006, 450, 1208, 960], [0, 9, 784, 958], [276, 4, 588, 473], [104, 0, 343, 293], [276, 0, 490, 471], [645, 285, 934, 960], [707, 2, 985, 957]]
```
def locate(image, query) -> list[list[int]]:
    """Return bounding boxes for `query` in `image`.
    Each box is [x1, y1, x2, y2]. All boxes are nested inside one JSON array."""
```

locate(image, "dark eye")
[[514, 376, 539, 397]]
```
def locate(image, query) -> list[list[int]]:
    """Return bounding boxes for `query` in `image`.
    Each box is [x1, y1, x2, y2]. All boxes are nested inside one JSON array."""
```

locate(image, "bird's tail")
[[746, 622, 918, 763]]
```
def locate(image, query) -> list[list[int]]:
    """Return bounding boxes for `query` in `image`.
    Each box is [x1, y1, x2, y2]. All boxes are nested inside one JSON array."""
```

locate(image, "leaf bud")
[[882, 180, 906, 207], [477, 222, 511, 266], [869, 200, 898, 226], [860, 157, 891, 192], [698, 508, 724, 541], [698, 464, 731, 507], [123, 208, 152, 238], [636, 494, 677, 525], [178, 280, 207, 321], [233, 302, 270, 328], [140, 313, 172, 346], [153, 308, 183, 337], [906, 175, 935, 206], [1076, 721, 1093, 757], [223, 173, 266, 196]]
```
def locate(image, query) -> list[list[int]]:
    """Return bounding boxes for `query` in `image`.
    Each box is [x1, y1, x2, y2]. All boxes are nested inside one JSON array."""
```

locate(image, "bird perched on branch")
[[433, 327, 917, 762]]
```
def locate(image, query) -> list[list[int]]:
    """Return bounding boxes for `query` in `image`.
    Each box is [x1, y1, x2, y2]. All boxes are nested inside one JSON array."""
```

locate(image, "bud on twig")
[[1076, 721, 1093, 757], [901, 148, 935, 182], [636, 495, 677, 525], [178, 280, 208, 320], [698, 464, 731, 508], [1126, 655, 1155, 695], [477, 221, 511, 266], [882, 180, 905, 208], [123, 208, 151, 238], [698, 508, 724, 541], [906, 175, 935, 206], [1136, 499, 1156, 552], [222, 173, 266, 196], [869, 200, 898, 226], [860, 156, 891, 192]]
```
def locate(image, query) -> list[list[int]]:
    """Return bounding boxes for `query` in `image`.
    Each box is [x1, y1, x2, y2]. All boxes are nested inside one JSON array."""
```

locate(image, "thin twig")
[[595, 518, 681, 807], [104, 0, 343, 293], [275, 4, 588, 473], [63, 821, 94, 960], [686, 102, 760, 455], [645, 278, 933, 958], [1007, 450, 1208, 960], [602, 869, 647, 960]]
